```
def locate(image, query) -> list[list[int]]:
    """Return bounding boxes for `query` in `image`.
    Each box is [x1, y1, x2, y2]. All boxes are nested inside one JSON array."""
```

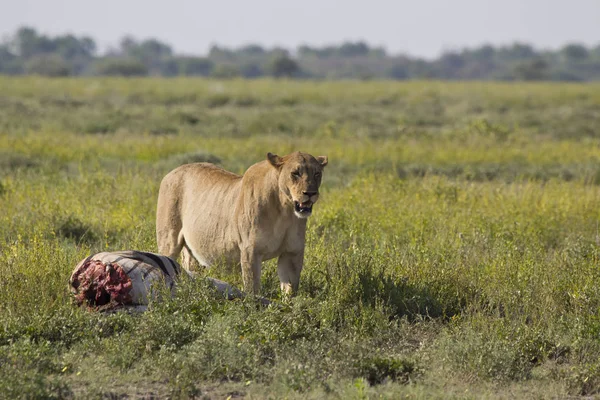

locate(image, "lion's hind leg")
[[156, 224, 185, 261], [181, 243, 202, 272]]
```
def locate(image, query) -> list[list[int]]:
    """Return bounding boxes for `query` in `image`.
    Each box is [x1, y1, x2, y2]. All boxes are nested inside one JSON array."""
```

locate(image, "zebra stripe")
[[137, 251, 173, 277], [95, 251, 180, 279]]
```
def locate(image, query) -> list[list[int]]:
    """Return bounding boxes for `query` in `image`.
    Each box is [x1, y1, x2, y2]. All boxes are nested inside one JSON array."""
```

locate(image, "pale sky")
[[1, 0, 599, 58]]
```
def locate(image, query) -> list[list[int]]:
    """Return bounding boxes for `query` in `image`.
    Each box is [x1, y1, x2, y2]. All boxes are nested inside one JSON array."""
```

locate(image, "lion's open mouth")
[[294, 200, 313, 216]]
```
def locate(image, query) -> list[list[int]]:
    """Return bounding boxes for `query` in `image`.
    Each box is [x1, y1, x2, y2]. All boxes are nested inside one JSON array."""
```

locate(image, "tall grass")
[[1, 77, 600, 398]]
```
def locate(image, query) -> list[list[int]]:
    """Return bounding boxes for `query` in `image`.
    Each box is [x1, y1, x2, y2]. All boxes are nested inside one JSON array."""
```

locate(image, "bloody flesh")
[[71, 260, 133, 307]]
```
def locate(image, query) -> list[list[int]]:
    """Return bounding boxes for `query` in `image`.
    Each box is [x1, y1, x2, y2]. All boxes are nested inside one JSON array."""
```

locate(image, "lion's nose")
[[303, 191, 318, 197]]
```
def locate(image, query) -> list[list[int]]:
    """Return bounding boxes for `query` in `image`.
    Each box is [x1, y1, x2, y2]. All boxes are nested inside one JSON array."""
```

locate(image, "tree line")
[[1, 26, 600, 81]]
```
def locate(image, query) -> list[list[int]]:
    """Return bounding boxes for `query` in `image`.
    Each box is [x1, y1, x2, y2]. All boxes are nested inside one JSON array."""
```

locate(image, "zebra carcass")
[[69, 250, 261, 312]]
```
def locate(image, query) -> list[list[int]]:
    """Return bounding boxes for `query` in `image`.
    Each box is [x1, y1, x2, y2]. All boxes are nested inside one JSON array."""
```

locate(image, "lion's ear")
[[317, 156, 328, 167], [267, 152, 284, 168]]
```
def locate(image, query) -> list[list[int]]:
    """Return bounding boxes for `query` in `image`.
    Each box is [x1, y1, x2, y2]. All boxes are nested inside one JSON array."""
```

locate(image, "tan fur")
[[156, 151, 328, 294]]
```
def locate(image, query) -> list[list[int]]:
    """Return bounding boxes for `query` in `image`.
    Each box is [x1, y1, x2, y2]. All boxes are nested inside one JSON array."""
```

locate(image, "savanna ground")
[[1, 77, 600, 399]]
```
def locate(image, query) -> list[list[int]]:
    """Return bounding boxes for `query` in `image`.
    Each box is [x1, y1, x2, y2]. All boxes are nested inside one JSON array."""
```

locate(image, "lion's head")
[[267, 151, 328, 218]]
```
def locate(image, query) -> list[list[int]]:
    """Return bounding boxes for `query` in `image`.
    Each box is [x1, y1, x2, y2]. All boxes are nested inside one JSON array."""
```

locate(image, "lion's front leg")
[[240, 248, 262, 294], [277, 252, 303, 296]]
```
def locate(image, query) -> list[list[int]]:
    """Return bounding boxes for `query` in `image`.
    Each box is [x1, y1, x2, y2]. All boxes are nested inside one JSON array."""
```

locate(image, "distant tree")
[[539, 50, 561, 65], [338, 41, 370, 57], [346, 64, 374, 80], [321, 46, 338, 58], [0, 45, 15, 62], [55, 34, 96, 60], [13, 27, 43, 58], [500, 42, 536, 61], [178, 57, 213, 76], [7, 26, 95, 74], [460, 60, 496, 80], [410, 59, 436, 78], [2, 26, 600, 82], [469, 45, 495, 61], [136, 39, 173, 59], [93, 58, 148, 76], [439, 52, 466, 71], [513, 58, 549, 80], [159, 58, 180, 76], [388, 63, 409, 79], [238, 44, 265, 56], [268, 55, 299, 78], [239, 62, 263, 78], [561, 43, 589, 62], [0, 45, 22, 74], [119, 37, 172, 72], [551, 69, 584, 81], [119, 36, 138, 54], [211, 64, 240, 78], [25, 54, 70, 76], [116, 36, 171, 74], [268, 47, 290, 58], [369, 47, 387, 58], [208, 45, 235, 61], [297, 45, 316, 57], [311, 45, 337, 58], [299, 45, 342, 59]]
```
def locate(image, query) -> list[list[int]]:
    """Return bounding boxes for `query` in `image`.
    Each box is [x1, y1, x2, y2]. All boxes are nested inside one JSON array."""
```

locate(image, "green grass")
[[1, 77, 600, 398]]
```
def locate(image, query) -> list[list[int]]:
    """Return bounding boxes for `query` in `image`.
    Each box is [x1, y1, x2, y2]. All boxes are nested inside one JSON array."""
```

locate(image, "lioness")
[[156, 151, 328, 295]]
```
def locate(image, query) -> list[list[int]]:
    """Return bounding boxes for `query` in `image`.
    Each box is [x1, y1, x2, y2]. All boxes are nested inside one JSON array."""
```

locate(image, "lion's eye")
[[292, 171, 301, 178]]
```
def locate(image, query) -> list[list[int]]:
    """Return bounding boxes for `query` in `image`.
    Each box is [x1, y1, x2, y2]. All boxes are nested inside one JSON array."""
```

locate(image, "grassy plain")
[[1, 77, 600, 398]]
